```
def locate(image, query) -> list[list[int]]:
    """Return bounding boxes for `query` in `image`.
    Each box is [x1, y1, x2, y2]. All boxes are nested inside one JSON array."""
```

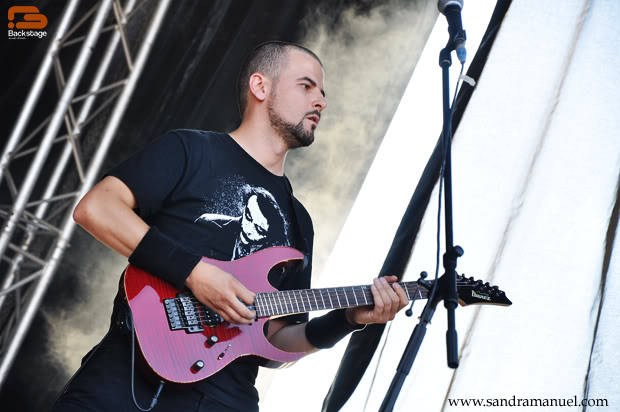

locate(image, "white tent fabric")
[[443, 0, 620, 410], [263, 0, 619, 411]]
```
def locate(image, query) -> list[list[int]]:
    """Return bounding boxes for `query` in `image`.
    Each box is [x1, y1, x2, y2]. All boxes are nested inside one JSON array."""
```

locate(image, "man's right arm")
[[73, 176, 255, 325], [73, 176, 148, 257]]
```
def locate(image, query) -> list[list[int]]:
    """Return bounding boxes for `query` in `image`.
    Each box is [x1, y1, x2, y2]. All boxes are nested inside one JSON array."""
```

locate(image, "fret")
[[266, 294, 271, 315], [284, 292, 290, 313], [417, 286, 423, 300], [352, 286, 359, 306], [257, 295, 264, 317], [327, 289, 334, 309], [272, 293, 279, 315], [303, 290, 309, 310], [298, 290, 307, 312], [343, 287, 350, 307], [285, 290, 294, 314], [403, 283, 411, 300], [274, 292, 281, 314], [291, 290, 298, 313], [280, 292, 288, 314], [254, 295, 259, 316], [311, 289, 319, 309], [254, 295, 260, 317], [268, 293, 275, 316], [292, 290, 301, 313], [362, 286, 368, 305], [280, 293, 285, 313], [334, 288, 342, 308], [275, 292, 286, 314], [262, 294, 268, 316], [262, 293, 267, 316], [319, 289, 326, 310], [260, 293, 267, 316]]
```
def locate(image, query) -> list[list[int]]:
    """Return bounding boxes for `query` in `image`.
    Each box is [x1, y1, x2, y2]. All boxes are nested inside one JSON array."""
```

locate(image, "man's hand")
[[345, 275, 408, 326], [185, 261, 256, 324]]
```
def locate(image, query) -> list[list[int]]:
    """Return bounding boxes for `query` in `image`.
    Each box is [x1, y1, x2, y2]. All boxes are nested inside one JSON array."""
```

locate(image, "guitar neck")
[[254, 281, 428, 318]]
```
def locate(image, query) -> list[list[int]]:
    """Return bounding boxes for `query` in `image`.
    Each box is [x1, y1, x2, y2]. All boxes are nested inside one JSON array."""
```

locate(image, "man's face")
[[267, 49, 327, 149]]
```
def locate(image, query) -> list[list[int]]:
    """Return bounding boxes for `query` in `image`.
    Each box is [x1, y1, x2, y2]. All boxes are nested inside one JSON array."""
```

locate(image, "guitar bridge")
[[163, 293, 224, 333]]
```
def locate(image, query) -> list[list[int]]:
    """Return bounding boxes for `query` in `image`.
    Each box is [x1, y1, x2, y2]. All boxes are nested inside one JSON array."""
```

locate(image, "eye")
[[302, 84, 310, 90]]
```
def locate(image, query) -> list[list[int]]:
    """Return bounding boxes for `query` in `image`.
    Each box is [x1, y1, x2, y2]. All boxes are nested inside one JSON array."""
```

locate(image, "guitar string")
[[180, 280, 474, 303], [181, 281, 481, 312], [185, 293, 502, 322], [181, 280, 476, 306], [182, 285, 432, 320], [183, 287, 433, 309], [177, 281, 498, 321]]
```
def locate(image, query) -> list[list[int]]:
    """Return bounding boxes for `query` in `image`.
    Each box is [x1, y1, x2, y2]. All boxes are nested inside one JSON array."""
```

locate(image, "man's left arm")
[[267, 275, 408, 353]]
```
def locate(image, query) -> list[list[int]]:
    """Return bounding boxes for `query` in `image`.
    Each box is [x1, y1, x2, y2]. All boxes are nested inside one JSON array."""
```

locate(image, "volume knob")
[[192, 360, 205, 371], [206, 335, 219, 346]]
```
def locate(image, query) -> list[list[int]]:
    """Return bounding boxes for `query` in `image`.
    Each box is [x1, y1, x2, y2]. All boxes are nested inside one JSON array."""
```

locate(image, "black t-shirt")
[[105, 129, 313, 411]]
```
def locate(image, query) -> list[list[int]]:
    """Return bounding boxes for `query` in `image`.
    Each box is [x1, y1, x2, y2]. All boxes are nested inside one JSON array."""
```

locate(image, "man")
[[53, 41, 408, 411]]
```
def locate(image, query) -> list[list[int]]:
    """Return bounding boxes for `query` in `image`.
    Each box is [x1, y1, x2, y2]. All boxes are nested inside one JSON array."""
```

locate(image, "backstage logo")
[[8, 6, 48, 39]]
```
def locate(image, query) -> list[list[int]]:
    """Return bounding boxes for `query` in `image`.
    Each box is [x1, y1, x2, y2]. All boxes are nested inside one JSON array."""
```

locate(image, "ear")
[[248, 73, 270, 103]]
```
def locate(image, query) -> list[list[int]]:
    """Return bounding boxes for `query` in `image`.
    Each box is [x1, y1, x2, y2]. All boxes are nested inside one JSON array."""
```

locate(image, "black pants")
[[50, 308, 238, 412]]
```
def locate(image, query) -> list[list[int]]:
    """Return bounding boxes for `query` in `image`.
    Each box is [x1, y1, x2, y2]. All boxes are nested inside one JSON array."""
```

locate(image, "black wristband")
[[305, 309, 366, 349], [128, 226, 202, 290]]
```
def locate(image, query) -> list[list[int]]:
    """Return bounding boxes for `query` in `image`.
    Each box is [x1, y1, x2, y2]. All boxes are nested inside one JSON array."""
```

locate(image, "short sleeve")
[[103, 131, 188, 219]]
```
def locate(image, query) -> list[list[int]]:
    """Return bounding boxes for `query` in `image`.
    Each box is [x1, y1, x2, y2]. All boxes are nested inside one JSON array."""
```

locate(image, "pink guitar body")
[[124, 246, 306, 384]]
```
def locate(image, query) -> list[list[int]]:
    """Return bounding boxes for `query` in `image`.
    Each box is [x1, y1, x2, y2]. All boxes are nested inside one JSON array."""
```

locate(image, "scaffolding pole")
[[0, 0, 140, 314], [0, 0, 172, 388], [0, 0, 81, 187]]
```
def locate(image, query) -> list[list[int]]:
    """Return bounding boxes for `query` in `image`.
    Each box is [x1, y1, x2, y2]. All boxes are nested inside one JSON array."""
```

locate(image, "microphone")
[[438, 0, 466, 63]]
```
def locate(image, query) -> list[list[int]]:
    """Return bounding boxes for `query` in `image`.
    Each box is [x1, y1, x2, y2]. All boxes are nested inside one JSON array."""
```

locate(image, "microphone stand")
[[379, 35, 464, 412]]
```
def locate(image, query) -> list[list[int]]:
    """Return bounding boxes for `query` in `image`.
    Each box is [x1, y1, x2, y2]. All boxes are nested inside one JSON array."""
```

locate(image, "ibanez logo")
[[471, 290, 491, 301]]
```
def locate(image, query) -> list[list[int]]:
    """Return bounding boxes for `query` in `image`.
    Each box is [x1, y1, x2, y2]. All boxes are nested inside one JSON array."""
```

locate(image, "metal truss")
[[0, 0, 171, 388]]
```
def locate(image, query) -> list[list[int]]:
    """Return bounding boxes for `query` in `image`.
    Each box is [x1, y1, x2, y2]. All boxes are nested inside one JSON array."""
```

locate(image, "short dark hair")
[[236, 41, 323, 118]]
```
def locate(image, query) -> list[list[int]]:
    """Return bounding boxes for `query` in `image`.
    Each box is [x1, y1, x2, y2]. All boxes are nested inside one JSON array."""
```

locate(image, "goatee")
[[267, 98, 315, 149]]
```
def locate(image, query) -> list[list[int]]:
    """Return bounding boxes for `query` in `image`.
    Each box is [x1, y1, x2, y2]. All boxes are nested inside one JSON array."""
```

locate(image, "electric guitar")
[[124, 246, 511, 384]]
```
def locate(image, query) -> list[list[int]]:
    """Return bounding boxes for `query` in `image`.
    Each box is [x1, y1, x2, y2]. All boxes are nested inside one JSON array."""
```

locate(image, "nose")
[[314, 94, 327, 112]]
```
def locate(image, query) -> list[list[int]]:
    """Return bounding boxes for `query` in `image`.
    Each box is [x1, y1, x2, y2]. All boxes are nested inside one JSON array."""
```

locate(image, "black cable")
[[128, 307, 165, 411]]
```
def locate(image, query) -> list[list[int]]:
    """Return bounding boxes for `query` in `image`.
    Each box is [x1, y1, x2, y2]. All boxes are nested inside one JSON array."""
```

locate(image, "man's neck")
[[229, 121, 289, 176]]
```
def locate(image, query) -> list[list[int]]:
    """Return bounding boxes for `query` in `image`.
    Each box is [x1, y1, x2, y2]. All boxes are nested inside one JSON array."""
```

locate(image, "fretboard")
[[253, 281, 428, 318]]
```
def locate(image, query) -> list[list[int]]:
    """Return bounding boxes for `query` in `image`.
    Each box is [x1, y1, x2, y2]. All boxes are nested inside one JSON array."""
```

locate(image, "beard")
[[267, 95, 315, 149]]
